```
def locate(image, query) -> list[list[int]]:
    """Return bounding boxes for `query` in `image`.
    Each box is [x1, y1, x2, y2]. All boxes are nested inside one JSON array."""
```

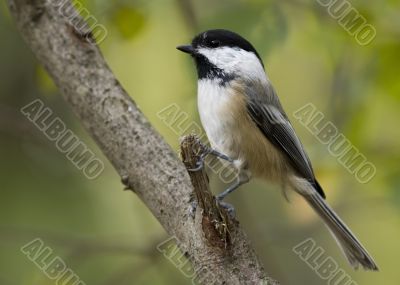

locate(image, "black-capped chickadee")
[[177, 29, 378, 271]]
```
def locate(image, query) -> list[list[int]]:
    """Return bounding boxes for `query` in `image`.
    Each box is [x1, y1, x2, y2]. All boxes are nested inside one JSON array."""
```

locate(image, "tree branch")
[[7, 0, 278, 284]]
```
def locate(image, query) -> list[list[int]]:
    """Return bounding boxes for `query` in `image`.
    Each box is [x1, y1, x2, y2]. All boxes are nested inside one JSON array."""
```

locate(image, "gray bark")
[[7, 0, 279, 284]]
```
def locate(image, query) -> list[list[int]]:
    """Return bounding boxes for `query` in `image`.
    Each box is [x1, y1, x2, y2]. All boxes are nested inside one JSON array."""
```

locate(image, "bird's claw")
[[217, 199, 236, 219], [188, 158, 206, 172], [188, 146, 210, 172], [188, 145, 233, 172]]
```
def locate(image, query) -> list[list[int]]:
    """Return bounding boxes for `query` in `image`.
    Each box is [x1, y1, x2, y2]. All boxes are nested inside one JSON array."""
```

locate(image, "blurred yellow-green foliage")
[[1, 0, 400, 284]]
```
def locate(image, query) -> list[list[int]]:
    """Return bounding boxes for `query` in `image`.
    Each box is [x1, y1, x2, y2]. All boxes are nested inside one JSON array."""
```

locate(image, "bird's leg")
[[216, 166, 251, 217], [189, 143, 233, 172], [216, 170, 251, 200]]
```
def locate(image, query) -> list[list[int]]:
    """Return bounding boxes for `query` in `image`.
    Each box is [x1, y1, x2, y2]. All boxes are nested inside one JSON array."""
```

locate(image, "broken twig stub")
[[180, 135, 231, 248]]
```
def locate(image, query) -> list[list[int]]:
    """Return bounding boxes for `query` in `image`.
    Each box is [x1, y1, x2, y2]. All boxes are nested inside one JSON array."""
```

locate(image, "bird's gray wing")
[[246, 98, 326, 198]]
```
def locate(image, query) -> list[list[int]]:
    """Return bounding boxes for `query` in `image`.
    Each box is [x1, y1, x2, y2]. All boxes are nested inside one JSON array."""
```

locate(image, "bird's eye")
[[210, 40, 220, 48]]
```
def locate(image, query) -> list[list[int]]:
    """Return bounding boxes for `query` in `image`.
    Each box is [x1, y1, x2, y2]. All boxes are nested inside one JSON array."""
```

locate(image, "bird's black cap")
[[177, 29, 263, 66]]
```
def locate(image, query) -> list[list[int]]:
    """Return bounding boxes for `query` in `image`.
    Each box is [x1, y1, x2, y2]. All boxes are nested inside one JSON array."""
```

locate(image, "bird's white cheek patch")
[[198, 47, 266, 82]]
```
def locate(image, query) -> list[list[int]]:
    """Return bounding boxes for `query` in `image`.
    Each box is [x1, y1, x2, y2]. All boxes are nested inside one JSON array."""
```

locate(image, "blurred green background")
[[1, 0, 399, 284]]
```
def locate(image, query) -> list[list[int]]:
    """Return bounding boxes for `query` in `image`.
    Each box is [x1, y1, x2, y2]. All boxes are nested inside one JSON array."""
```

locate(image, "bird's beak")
[[177, 44, 195, 55]]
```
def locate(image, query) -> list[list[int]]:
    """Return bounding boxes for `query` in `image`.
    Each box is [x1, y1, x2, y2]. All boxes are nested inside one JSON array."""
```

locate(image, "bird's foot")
[[216, 199, 236, 219], [188, 156, 206, 172], [188, 143, 233, 172]]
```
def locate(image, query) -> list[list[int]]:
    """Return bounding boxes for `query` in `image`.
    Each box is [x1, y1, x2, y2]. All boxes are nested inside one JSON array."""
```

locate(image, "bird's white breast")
[[198, 79, 233, 150]]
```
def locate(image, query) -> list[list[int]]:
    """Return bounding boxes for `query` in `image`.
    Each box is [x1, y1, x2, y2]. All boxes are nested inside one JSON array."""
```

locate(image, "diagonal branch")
[[7, 0, 278, 284]]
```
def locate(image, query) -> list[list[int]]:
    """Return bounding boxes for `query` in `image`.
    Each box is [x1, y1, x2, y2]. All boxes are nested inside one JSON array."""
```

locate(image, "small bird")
[[177, 29, 378, 271]]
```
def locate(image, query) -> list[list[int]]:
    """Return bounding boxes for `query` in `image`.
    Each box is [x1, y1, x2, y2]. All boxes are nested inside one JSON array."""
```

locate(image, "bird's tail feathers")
[[304, 191, 378, 271]]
